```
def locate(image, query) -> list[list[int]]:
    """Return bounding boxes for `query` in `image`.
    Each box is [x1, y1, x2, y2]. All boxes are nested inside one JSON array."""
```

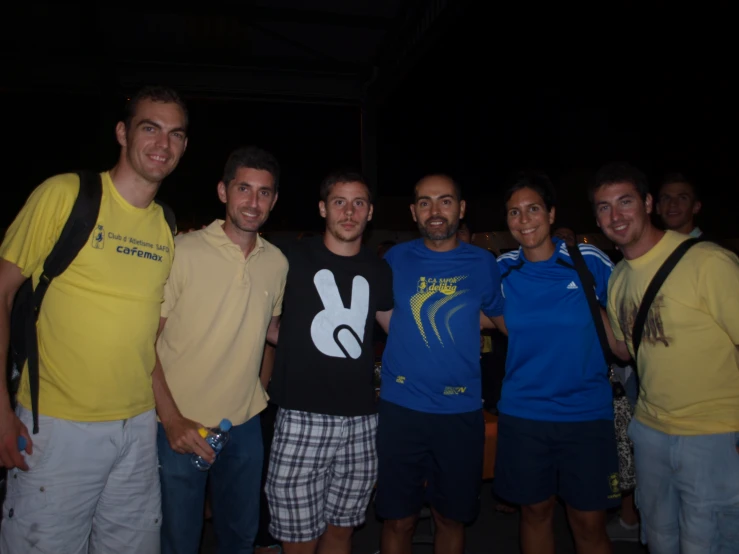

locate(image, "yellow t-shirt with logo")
[[607, 231, 739, 435], [0, 172, 174, 421]]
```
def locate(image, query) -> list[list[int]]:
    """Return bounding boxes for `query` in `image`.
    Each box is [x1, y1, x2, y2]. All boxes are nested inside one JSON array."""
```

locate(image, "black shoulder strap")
[[26, 171, 102, 433], [155, 199, 177, 235], [632, 237, 702, 360], [41, 172, 102, 277], [567, 243, 615, 367]]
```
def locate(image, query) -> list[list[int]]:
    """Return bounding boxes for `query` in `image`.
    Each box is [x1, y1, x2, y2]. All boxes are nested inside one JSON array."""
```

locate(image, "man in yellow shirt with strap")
[[153, 146, 287, 554], [591, 162, 739, 554], [0, 86, 188, 553]]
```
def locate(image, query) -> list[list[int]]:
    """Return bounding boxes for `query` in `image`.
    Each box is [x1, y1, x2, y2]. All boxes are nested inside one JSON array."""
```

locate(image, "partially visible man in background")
[[655, 173, 703, 237], [553, 226, 576, 247]]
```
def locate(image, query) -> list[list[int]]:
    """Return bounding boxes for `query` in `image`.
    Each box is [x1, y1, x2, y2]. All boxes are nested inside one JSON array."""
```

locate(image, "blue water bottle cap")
[[219, 419, 232, 431], [17, 436, 27, 451]]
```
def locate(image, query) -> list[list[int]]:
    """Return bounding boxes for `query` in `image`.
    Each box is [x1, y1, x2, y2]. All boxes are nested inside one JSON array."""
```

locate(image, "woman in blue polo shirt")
[[494, 172, 619, 554]]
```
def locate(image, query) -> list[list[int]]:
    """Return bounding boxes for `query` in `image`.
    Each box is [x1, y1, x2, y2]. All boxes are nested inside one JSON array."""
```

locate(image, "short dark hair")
[[222, 146, 281, 192], [504, 171, 557, 212], [590, 162, 649, 204], [124, 85, 189, 131], [414, 174, 462, 202], [319, 170, 371, 203], [660, 171, 699, 200]]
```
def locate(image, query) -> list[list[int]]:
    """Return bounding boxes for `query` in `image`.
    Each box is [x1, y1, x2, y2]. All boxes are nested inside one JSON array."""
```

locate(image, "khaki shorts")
[[1, 406, 161, 554]]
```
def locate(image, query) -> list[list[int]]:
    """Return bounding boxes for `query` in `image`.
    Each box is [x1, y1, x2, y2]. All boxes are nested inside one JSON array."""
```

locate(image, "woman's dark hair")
[[503, 171, 557, 212]]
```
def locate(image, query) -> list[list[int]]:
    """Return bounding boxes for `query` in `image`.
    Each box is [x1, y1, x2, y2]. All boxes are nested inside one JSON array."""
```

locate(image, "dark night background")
[[1, 1, 735, 239]]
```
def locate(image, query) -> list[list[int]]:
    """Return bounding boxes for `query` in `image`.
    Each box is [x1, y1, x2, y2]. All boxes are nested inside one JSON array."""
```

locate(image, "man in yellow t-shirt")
[[591, 162, 739, 553], [0, 86, 188, 554], [153, 146, 287, 553]]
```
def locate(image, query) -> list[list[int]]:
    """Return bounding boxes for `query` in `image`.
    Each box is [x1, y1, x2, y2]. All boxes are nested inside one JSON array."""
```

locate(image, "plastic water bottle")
[[191, 419, 232, 471]]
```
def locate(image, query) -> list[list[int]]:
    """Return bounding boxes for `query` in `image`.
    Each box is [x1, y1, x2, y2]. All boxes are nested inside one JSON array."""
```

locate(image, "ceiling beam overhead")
[[62, 2, 396, 30], [0, 56, 364, 105], [369, 0, 470, 104], [0, 0, 466, 105]]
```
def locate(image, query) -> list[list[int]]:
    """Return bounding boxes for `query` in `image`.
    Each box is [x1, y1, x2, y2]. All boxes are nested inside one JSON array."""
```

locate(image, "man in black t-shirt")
[[266, 170, 393, 554]]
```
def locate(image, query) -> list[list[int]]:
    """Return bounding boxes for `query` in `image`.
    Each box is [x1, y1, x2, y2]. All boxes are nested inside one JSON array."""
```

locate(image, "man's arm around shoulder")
[[266, 316, 280, 347], [376, 310, 392, 334], [480, 312, 507, 335], [601, 308, 631, 362]]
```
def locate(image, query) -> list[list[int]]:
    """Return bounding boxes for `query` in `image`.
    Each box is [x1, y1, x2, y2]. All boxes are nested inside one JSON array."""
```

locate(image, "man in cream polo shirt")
[[153, 146, 287, 554]]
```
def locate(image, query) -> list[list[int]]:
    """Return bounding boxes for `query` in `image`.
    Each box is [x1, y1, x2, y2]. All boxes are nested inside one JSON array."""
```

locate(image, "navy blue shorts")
[[375, 400, 484, 523], [494, 413, 621, 511]]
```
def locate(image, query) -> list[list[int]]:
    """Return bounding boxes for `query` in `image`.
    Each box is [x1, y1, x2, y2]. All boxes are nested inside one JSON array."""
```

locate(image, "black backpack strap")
[[154, 199, 177, 235], [567, 244, 615, 368], [26, 171, 102, 433], [632, 237, 702, 360]]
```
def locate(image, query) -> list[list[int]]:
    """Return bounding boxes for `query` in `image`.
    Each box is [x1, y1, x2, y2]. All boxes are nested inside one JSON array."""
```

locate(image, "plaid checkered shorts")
[[265, 408, 378, 542]]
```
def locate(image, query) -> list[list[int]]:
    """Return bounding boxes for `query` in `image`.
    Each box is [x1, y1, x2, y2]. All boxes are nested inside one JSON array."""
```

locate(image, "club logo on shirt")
[[91, 224, 105, 249], [311, 269, 370, 359], [411, 275, 468, 348], [417, 276, 461, 295], [115, 246, 164, 262]]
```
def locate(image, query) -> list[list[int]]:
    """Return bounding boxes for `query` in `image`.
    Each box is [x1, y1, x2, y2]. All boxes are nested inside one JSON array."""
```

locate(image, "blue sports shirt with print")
[[381, 239, 504, 414]]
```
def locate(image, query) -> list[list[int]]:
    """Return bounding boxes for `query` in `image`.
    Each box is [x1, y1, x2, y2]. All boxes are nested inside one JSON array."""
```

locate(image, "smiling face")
[[217, 166, 278, 235], [593, 181, 653, 252], [506, 187, 555, 256], [115, 98, 188, 185], [411, 176, 466, 245], [656, 180, 701, 233]]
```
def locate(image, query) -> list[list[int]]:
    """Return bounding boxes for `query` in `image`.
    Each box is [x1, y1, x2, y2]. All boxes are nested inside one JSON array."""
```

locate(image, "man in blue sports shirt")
[[376, 174, 505, 554]]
